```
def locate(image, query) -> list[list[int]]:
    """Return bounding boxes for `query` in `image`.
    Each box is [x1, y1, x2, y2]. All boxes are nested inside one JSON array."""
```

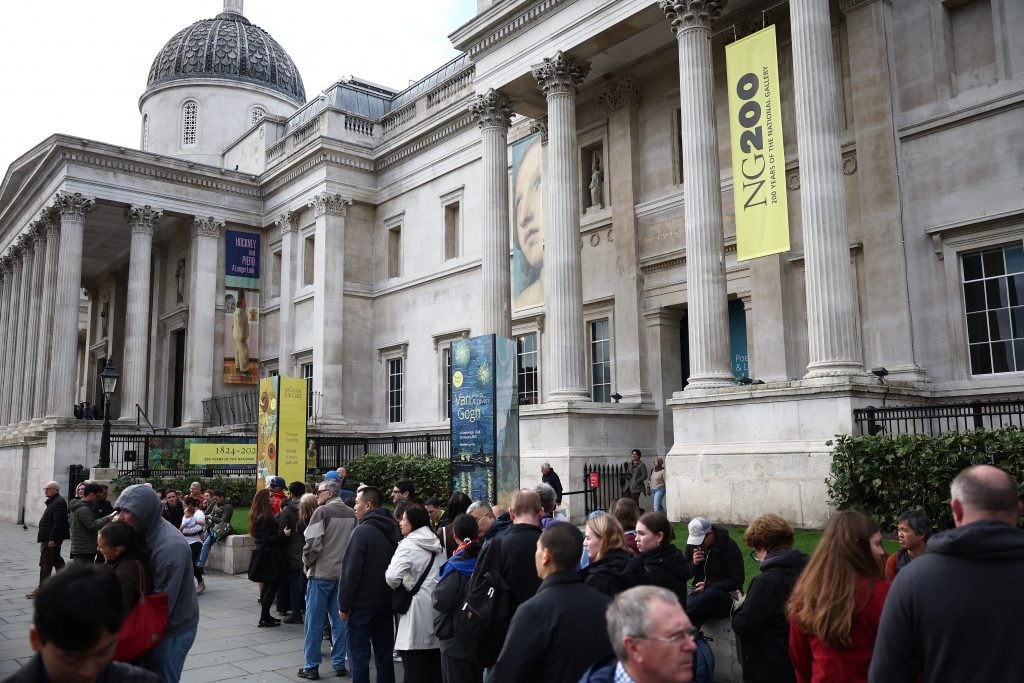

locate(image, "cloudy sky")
[[0, 0, 477, 174]]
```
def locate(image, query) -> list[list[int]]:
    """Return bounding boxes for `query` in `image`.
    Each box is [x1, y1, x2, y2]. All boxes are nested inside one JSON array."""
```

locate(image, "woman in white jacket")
[[386, 503, 445, 683]]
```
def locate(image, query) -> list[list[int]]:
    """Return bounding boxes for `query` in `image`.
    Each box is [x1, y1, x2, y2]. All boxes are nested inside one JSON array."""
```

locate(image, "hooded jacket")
[[579, 547, 644, 598], [385, 525, 445, 651], [302, 495, 357, 581], [68, 497, 110, 556], [870, 520, 1024, 683], [637, 541, 693, 604], [339, 506, 401, 612], [115, 484, 199, 638], [686, 523, 745, 593], [732, 548, 808, 683], [432, 547, 479, 658]]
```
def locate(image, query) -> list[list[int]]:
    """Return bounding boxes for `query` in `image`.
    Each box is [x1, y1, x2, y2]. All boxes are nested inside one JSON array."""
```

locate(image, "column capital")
[[309, 193, 351, 218], [660, 0, 726, 33], [531, 51, 590, 97], [598, 75, 642, 114], [276, 211, 297, 233], [17, 231, 36, 255], [126, 205, 163, 234], [470, 89, 513, 130], [29, 216, 51, 240], [51, 192, 95, 221], [190, 216, 225, 239], [7, 243, 23, 261], [529, 116, 549, 144], [839, 0, 890, 14]]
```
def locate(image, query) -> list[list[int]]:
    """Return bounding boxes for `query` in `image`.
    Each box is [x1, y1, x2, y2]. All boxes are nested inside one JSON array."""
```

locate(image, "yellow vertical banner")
[[277, 376, 308, 486], [726, 25, 790, 261], [257, 376, 278, 488]]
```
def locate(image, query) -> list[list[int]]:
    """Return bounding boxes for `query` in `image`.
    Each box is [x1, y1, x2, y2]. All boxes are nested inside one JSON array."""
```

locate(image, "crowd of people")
[[11, 462, 1024, 683]]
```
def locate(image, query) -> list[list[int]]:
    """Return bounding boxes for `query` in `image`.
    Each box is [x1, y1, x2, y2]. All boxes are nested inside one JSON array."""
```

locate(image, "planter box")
[[205, 533, 254, 575]]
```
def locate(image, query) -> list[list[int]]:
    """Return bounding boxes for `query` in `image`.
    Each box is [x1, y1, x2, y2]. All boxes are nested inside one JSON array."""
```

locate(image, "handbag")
[[392, 550, 437, 615], [247, 545, 281, 583], [113, 561, 168, 662]]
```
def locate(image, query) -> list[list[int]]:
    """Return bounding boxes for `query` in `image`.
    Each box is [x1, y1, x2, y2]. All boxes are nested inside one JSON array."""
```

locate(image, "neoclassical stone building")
[[1, 0, 1022, 526]]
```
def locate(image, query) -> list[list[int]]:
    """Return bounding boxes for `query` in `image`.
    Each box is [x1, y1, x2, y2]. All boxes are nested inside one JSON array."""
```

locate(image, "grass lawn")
[[673, 523, 900, 592], [231, 506, 250, 536]]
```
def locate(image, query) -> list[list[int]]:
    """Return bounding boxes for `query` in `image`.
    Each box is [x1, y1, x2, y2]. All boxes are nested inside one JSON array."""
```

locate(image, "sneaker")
[[196, 581, 205, 595], [257, 619, 281, 628], [333, 666, 348, 677], [297, 668, 320, 680]]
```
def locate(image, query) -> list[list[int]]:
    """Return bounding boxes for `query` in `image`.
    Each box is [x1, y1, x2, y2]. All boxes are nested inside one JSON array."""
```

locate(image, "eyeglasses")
[[635, 627, 698, 644], [748, 549, 763, 563], [316, 489, 330, 496], [392, 489, 402, 494]]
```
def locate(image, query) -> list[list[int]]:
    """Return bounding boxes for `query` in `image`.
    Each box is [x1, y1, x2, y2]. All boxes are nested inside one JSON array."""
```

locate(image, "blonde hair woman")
[[580, 514, 643, 598]]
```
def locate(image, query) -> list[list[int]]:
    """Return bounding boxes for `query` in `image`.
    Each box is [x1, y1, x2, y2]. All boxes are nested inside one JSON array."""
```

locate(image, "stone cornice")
[[839, 0, 891, 13], [531, 51, 590, 97], [276, 211, 297, 233], [660, 0, 726, 33], [452, 0, 570, 59], [598, 76, 642, 114], [377, 114, 476, 171], [309, 193, 352, 218], [190, 216, 225, 239], [470, 89, 513, 130], [126, 205, 163, 233], [51, 192, 94, 222]]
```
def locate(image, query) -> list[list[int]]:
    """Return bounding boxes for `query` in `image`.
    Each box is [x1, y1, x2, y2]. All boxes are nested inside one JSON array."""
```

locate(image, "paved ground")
[[0, 522, 401, 682]]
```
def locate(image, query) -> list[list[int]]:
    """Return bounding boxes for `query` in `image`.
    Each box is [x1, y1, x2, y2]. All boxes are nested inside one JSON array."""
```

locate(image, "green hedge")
[[344, 453, 451, 501], [826, 426, 1024, 531], [112, 474, 257, 508]]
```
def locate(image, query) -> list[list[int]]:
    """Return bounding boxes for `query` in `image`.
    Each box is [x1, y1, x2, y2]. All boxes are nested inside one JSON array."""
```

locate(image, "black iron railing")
[[314, 433, 452, 471], [202, 392, 258, 427], [854, 399, 1024, 437], [581, 461, 631, 515]]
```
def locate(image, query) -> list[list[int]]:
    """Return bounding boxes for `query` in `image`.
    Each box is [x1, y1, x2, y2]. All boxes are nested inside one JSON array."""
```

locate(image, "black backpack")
[[454, 537, 515, 667]]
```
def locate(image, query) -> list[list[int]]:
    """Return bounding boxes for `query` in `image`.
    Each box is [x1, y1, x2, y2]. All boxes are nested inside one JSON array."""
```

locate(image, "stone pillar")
[[121, 205, 162, 418], [661, 0, 734, 389], [0, 252, 20, 425], [470, 89, 513, 338], [645, 308, 684, 454], [21, 222, 49, 424], [276, 211, 297, 377], [33, 219, 60, 422], [47, 192, 93, 417], [146, 244, 168, 425], [531, 51, 591, 402], [0, 259, 11, 425], [12, 236, 35, 425], [309, 193, 351, 424], [791, 0, 864, 377], [183, 216, 223, 426]]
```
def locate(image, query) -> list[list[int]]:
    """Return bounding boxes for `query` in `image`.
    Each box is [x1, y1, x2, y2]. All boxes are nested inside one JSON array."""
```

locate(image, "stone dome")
[[145, 9, 305, 105]]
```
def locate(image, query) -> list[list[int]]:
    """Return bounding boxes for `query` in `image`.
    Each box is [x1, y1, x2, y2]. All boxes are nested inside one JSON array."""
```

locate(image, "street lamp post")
[[98, 357, 120, 469]]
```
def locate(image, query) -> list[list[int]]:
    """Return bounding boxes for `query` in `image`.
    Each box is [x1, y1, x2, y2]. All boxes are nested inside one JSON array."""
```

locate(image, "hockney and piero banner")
[[450, 335, 519, 506], [726, 25, 790, 261], [224, 229, 260, 384], [257, 376, 308, 487]]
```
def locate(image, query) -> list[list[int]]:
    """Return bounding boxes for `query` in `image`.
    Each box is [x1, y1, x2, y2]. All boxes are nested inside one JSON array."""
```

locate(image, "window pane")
[[1012, 306, 1024, 339], [986, 278, 1009, 309], [963, 281, 986, 312], [1009, 274, 1024, 307], [1006, 245, 1024, 274], [962, 252, 983, 281], [970, 343, 992, 374], [967, 312, 989, 343], [983, 248, 1005, 277], [989, 309, 1012, 340], [1016, 340, 1024, 371], [991, 340, 1013, 373]]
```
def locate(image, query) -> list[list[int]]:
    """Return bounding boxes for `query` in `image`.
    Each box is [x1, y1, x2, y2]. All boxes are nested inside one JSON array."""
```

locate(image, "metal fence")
[[854, 399, 1024, 437], [202, 390, 323, 428], [314, 433, 451, 470], [581, 461, 631, 515]]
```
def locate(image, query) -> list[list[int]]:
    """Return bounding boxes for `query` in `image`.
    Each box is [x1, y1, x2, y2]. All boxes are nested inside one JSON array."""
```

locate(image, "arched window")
[[182, 101, 198, 146], [250, 107, 266, 125]]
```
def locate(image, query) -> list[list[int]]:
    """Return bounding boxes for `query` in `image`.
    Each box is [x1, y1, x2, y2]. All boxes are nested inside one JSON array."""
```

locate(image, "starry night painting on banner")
[[450, 334, 519, 506]]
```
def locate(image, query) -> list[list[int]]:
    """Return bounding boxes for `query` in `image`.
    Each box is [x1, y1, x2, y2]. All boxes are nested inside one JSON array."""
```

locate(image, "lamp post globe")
[[98, 358, 119, 469]]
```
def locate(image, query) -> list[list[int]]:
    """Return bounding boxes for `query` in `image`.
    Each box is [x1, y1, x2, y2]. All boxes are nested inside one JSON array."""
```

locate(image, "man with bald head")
[[870, 464, 1024, 682], [27, 482, 69, 599]]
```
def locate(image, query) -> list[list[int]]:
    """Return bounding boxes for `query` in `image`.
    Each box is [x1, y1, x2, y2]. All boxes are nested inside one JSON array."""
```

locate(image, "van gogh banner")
[[726, 25, 790, 261], [257, 375, 308, 487], [450, 335, 519, 505], [224, 229, 260, 384]]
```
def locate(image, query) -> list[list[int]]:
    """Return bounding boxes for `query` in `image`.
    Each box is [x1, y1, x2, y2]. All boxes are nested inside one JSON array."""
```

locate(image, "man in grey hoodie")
[[114, 484, 199, 683]]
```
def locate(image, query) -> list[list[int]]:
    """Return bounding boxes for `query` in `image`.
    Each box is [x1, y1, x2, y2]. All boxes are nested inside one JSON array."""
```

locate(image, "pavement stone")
[[0, 521, 404, 682]]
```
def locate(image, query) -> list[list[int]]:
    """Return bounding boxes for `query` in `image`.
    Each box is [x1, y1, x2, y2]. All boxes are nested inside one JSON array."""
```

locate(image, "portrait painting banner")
[[224, 229, 260, 384], [726, 25, 790, 261], [511, 133, 544, 311]]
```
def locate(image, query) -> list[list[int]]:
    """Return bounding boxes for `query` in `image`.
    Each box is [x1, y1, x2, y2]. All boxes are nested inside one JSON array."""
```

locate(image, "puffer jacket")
[[385, 525, 446, 651], [37, 494, 69, 543], [68, 497, 110, 556]]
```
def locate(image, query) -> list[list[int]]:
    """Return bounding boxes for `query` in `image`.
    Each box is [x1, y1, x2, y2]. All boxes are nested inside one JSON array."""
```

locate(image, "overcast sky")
[[0, 0, 477, 175]]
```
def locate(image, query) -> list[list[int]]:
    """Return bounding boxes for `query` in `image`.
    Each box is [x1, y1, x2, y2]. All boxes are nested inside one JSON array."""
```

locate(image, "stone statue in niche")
[[589, 150, 604, 210], [175, 258, 185, 303], [100, 302, 109, 338]]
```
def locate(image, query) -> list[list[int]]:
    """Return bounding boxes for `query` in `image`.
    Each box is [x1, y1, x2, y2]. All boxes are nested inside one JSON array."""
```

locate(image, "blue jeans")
[[287, 568, 305, 615], [143, 623, 197, 683], [196, 532, 216, 568], [652, 486, 666, 513], [347, 607, 395, 683], [304, 578, 347, 671], [685, 586, 733, 628]]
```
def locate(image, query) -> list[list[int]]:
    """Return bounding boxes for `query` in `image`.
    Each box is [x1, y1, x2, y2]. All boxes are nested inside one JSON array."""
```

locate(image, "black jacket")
[[2, 653, 160, 683], [338, 507, 400, 612], [491, 570, 613, 683], [498, 522, 543, 607], [37, 494, 69, 543], [870, 520, 1024, 683], [580, 548, 644, 598], [731, 548, 808, 683], [685, 524, 745, 593], [162, 500, 184, 529], [277, 498, 303, 571], [542, 470, 563, 503], [637, 541, 692, 603]]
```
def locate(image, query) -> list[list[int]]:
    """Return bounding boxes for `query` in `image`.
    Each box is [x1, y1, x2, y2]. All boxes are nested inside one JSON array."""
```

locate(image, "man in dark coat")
[[28, 481, 69, 599], [499, 489, 544, 607], [161, 489, 185, 528], [491, 523, 613, 683], [339, 486, 400, 683], [684, 516, 745, 627], [541, 463, 563, 504]]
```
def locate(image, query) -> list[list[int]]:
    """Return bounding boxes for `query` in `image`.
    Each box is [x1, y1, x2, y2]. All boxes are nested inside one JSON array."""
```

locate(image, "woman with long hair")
[[884, 510, 931, 580], [247, 488, 290, 627], [432, 514, 483, 683], [650, 457, 667, 513], [787, 511, 889, 683], [97, 521, 152, 618], [579, 514, 642, 597], [633, 511, 692, 604], [610, 497, 641, 555]]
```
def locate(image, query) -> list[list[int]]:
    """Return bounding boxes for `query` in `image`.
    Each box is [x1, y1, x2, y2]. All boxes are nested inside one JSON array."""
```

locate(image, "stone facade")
[[1, 0, 1022, 526]]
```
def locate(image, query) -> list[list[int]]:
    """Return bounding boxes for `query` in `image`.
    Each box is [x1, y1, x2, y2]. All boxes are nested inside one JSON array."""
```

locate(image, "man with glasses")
[[580, 586, 700, 683], [298, 479, 356, 680], [391, 479, 418, 505], [27, 482, 69, 599]]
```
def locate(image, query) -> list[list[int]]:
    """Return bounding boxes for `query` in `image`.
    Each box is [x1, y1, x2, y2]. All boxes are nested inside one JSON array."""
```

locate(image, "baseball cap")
[[323, 470, 340, 481], [686, 517, 712, 546], [269, 476, 286, 489]]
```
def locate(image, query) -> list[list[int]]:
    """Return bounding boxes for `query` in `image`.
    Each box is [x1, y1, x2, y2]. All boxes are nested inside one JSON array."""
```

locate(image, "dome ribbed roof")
[[146, 11, 305, 104]]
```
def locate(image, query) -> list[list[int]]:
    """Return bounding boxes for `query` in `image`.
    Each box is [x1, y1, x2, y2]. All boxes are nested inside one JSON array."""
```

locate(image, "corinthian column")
[[276, 211, 296, 377], [183, 216, 223, 426], [791, 0, 864, 377], [21, 223, 49, 424], [122, 205, 162, 418], [12, 236, 36, 425], [661, 1, 734, 388], [33, 219, 61, 422], [531, 51, 591, 402], [0, 255, 18, 425], [471, 89, 514, 338]]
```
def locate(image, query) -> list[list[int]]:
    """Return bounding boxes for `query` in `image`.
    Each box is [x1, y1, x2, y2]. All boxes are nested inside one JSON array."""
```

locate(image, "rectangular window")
[[444, 202, 460, 260], [271, 250, 282, 298], [516, 333, 539, 405], [303, 235, 315, 286], [388, 357, 404, 422], [301, 362, 314, 420], [590, 319, 612, 402], [961, 243, 1024, 375], [388, 225, 402, 279]]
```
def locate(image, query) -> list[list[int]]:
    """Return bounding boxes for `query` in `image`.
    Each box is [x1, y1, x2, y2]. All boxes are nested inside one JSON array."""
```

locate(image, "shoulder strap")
[[135, 559, 147, 604], [408, 550, 438, 598]]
